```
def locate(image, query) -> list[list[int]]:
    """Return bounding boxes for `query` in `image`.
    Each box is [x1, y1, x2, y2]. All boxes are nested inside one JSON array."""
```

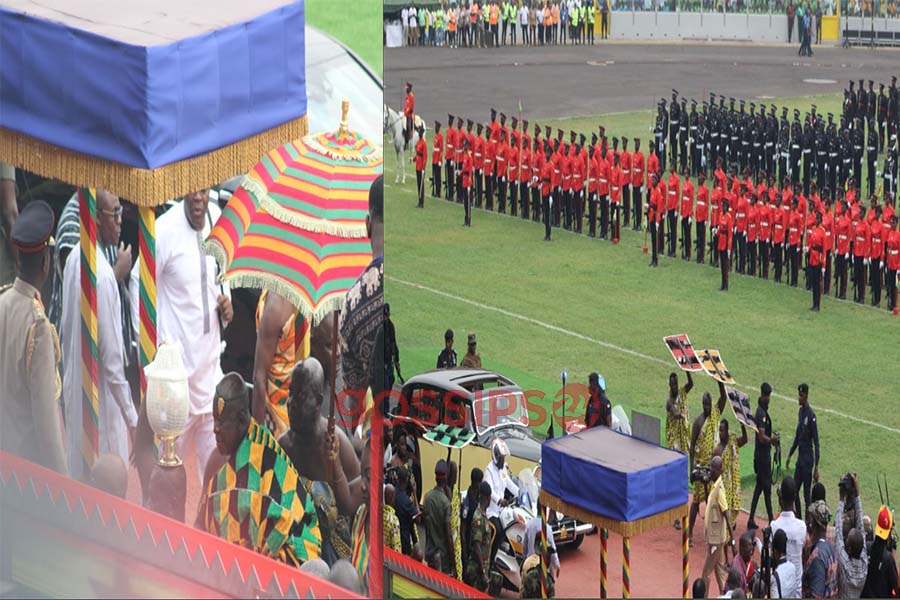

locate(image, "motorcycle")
[[488, 468, 541, 596]]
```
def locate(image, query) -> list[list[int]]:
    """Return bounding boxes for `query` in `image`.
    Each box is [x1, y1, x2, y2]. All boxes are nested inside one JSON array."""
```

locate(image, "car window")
[[406, 386, 442, 427], [473, 390, 530, 430]]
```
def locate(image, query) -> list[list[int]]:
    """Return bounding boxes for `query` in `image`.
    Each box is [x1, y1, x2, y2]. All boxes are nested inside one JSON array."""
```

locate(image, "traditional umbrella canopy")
[[204, 183, 372, 325], [241, 101, 383, 238]]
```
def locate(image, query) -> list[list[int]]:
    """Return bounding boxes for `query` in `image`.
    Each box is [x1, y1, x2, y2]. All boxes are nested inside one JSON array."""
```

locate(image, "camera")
[[838, 472, 856, 499], [690, 465, 711, 485]]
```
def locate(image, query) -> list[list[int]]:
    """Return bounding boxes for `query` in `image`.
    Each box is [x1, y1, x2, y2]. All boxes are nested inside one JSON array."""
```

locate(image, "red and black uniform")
[[445, 124, 457, 200], [531, 147, 544, 223], [666, 172, 680, 257], [747, 202, 759, 276], [573, 154, 586, 233], [621, 149, 633, 228], [788, 207, 804, 287], [431, 129, 443, 199], [414, 135, 427, 207], [695, 182, 709, 264], [869, 219, 885, 306], [852, 218, 870, 303], [631, 149, 644, 231], [598, 153, 611, 239], [483, 137, 495, 210], [472, 135, 484, 207], [834, 212, 852, 299], [771, 202, 786, 283], [710, 187, 722, 266], [648, 182, 662, 266], [507, 138, 520, 217], [808, 223, 826, 310], [561, 153, 573, 229], [519, 144, 531, 220], [461, 149, 473, 227], [610, 162, 623, 243], [541, 157, 553, 240], [757, 201, 771, 279], [403, 90, 414, 148], [821, 210, 834, 295], [495, 138, 509, 214], [680, 177, 694, 260], [734, 195, 749, 274], [717, 207, 734, 290], [886, 224, 900, 311]]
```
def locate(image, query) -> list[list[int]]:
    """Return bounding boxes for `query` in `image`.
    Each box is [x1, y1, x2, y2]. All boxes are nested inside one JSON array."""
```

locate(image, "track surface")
[[386, 42, 900, 124]]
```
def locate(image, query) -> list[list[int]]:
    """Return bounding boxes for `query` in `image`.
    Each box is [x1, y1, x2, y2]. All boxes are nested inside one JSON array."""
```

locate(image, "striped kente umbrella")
[[238, 101, 382, 239], [204, 183, 372, 325]]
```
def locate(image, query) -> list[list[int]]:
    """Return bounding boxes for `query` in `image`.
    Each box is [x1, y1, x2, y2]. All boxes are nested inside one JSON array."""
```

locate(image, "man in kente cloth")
[[666, 370, 693, 529], [279, 357, 361, 564], [197, 372, 322, 566], [688, 383, 727, 545]]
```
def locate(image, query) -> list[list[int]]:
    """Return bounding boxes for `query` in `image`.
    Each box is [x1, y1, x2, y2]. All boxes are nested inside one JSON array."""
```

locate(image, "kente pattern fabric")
[[722, 432, 741, 520], [383, 504, 402, 552], [351, 503, 369, 596], [693, 405, 721, 496], [255, 289, 310, 438], [665, 387, 691, 453], [199, 419, 321, 566]]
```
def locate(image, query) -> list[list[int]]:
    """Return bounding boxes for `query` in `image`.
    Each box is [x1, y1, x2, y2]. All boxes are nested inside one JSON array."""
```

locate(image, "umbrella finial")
[[339, 99, 350, 136]]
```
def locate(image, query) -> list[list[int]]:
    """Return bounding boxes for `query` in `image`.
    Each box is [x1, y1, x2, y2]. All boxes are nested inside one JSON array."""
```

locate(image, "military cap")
[[466, 118, 474, 128], [739, 99, 745, 105], [598, 125, 606, 136], [405, 81, 412, 89], [879, 82, 885, 89], [490, 107, 497, 118], [750, 102, 756, 109], [499, 112, 507, 122], [659, 98, 666, 106], [11, 200, 55, 254], [672, 89, 679, 96], [612, 136, 618, 145], [445, 328, 454, 340], [476, 122, 483, 132], [468, 333, 476, 344], [892, 75, 897, 83], [827, 113, 833, 120], [448, 113, 454, 123], [622, 136, 629, 144], [579, 133, 586, 146], [849, 80, 855, 87], [544, 125, 552, 137], [868, 79, 874, 86], [556, 129, 564, 141], [690, 99, 697, 106], [569, 130, 577, 142], [511, 116, 518, 128], [782, 106, 788, 114], [522, 119, 529, 129], [534, 123, 541, 135], [591, 133, 598, 145], [680, 98, 687, 105], [456, 116, 463, 127], [434, 120, 442, 131]]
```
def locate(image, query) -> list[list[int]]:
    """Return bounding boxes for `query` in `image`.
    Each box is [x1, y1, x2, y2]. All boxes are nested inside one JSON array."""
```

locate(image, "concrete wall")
[[610, 12, 794, 42]]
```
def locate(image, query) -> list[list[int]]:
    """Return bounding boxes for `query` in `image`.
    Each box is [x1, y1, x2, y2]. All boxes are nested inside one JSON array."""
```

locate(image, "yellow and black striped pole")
[[622, 535, 631, 598], [682, 516, 689, 598], [600, 527, 608, 598]]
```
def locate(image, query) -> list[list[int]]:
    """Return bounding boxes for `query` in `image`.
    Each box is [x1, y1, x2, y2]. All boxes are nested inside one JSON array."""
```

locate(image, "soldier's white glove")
[[880, 261, 884, 269]]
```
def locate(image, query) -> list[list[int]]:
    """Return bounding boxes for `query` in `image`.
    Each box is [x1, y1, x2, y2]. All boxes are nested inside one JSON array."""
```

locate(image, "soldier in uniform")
[[866, 80, 876, 124], [632, 138, 645, 231], [790, 110, 802, 186], [852, 116, 864, 186], [802, 117, 814, 196], [827, 116, 839, 201], [483, 124, 495, 210], [884, 146, 897, 202], [689, 100, 699, 177], [437, 329, 458, 369], [654, 100, 668, 173], [464, 481, 493, 592], [815, 118, 828, 195], [708, 100, 720, 176], [445, 114, 456, 201], [845, 81, 857, 125], [432, 121, 444, 199], [749, 104, 761, 176], [460, 333, 482, 369], [866, 117, 879, 198], [878, 83, 889, 153], [778, 117, 791, 185], [669, 91, 680, 169], [456, 116, 466, 204], [0, 200, 67, 474], [679, 98, 689, 174]]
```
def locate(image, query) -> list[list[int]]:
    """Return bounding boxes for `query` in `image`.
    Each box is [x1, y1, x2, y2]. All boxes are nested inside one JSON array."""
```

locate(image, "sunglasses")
[[99, 207, 123, 219]]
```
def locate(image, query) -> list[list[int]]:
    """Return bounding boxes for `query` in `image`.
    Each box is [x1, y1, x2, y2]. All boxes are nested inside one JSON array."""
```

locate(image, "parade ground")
[[385, 41, 899, 597]]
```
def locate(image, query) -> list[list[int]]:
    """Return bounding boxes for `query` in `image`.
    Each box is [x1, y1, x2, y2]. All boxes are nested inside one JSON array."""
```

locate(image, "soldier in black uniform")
[[866, 80, 876, 124], [778, 118, 791, 185], [878, 83, 889, 153], [790, 110, 802, 186], [741, 103, 752, 175], [689, 100, 699, 177], [768, 106, 779, 179], [889, 76, 899, 143], [802, 117, 814, 196], [697, 112, 708, 179], [437, 329, 458, 369], [866, 118, 879, 197], [846, 81, 857, 125], [655, 100, 668, 173], [669, 91, 680, 169], [679, 99, 689, 174], [884, 147, 897, 202], [815, 118, 828, 193], [827, 115, 839, 201], [749, 103, 760, 175], [857, 79, 867, 124], [708, 101, 719, 175], [730, 98, 740, 170], [840, 128, 853, 194], [852, 117, 864, 186]]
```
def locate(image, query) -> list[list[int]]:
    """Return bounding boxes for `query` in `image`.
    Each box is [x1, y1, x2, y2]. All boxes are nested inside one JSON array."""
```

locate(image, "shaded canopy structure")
[[539, 426, 691, 598]]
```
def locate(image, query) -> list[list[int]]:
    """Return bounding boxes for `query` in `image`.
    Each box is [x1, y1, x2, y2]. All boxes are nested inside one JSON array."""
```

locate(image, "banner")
[[663, 334, 704, 371], [696, 349, 736, 385], [725, 388, 758, 433]]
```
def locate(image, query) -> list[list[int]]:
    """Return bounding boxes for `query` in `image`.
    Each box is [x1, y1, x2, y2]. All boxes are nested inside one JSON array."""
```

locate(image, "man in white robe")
[[129, 191, 232, 490], [61, 191, 138, 480]]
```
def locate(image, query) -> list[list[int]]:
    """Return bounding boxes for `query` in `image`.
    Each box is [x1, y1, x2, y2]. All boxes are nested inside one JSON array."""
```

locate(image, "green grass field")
[[305, 0, 383, 77], [385, 96, 900, 511]]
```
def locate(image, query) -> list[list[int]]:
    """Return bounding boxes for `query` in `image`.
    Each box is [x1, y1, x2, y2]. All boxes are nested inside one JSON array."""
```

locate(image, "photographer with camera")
[[689, 387, 728, 545], [748, 383, 780, 531], [835, 473, 868, 598]]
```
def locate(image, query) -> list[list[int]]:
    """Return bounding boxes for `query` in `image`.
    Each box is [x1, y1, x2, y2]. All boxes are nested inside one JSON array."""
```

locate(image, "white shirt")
[[771, 511, 807, 580], [129, 201, 228, 416], [519, 6, 529, 24], [401, 8, 409, 26], [522, 516, 560, 570], [62, 247, 138, 480], [537, 7, 544, 21], [484, 460, 520, 519], [770, 559, 800, 599], [408, 7, 417, 27]]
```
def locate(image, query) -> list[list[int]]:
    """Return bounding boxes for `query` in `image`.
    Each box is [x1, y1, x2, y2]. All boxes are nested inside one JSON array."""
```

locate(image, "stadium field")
[[385, 99, 899, 509]]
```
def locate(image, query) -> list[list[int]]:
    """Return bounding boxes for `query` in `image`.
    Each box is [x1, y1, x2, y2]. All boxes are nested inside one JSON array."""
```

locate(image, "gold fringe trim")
[[539, 489, 689, 538], [302, 133, 383, 165], [217, 271, 344, 326], [240, 168, 369, 238], [203, 239, 229, 280], [0, 116, 307, 207]]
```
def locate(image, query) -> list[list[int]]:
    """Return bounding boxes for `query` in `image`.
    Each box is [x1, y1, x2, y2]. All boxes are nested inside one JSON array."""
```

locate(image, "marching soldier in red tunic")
[[431, 121, 443, 199], [413, 123, 427, 208]]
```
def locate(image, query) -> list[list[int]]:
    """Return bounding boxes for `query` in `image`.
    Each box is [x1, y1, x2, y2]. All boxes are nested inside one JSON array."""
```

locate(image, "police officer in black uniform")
[[747, 382, 779, 530], [866, 117, 879, 197], [866, 80, 876, 124], [689, 100, 699, 176], [802, 117, 814, 196], [437, 329, 458, 368], [779, 118, 791, 185], [785, 383, 819, 521], [669, 91, 680, 169], [656, 100, 668, 173], [878, 82, 889, 153], [845, 80, 857, 124], [816, 118, 828, 191], [749, 103, 760, 175], [852, 116, 864, 186], [827, 116, 839, 200], [679, 98, 689, 174], [730, 98, 740, 170], [790, 110, 802, 186], [840, 127, 853, 193], [768, 106, 779, 179]]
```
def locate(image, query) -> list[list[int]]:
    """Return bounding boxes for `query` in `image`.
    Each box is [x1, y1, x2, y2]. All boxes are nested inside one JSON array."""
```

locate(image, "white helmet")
[[492, 439, 510, 465]]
